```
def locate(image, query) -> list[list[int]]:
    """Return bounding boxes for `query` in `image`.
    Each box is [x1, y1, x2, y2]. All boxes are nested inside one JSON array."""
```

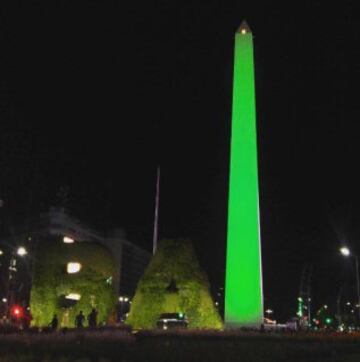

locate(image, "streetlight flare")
[[17, 247, 28, 256], [340, 247, 350, 256]]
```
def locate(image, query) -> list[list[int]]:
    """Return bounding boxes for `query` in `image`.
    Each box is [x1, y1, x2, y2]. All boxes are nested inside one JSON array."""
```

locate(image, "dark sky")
[[1, 1, 360, 321]]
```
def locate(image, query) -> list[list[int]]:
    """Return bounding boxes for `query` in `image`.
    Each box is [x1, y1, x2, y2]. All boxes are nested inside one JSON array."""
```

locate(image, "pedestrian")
[[87, 308, 98, 328], [50, 314, 58, 330], [75, 311, 85, 328]]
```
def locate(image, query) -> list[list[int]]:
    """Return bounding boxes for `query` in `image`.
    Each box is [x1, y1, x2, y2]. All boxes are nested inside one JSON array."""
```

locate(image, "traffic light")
[[10, 305, 24, 319], [325, 317, 333, 325]]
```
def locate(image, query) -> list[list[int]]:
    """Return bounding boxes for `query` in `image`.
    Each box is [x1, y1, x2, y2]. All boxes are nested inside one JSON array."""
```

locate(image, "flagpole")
[[152, 166, 160, 254]]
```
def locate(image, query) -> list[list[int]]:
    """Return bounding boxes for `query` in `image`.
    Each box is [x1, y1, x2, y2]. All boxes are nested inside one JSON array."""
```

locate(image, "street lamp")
[[7, 246, 30, 317], [340, 246, 360, 322], [340, 247, 350, 257], [118, 296, 130, 322], [16, 247, 27, 257]]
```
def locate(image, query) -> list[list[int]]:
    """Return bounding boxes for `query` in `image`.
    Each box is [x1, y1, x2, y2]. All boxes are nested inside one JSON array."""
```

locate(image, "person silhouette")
[[75, 311, 85, 328], [50, 314, 58, 330], [87, 308, 98, 328]]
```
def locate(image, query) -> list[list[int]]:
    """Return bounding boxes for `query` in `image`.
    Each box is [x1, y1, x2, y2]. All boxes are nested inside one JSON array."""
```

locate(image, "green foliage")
[[30, 240, 117, 327], [127, 239, 223, 329]]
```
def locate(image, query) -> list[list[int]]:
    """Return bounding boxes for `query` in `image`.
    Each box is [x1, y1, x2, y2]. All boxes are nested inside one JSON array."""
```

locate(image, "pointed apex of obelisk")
[[236, 20, 252, 35]]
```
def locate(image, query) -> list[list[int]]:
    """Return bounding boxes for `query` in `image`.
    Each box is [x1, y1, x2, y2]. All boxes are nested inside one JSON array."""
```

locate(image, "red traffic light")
[[11, 305, 24, 318]]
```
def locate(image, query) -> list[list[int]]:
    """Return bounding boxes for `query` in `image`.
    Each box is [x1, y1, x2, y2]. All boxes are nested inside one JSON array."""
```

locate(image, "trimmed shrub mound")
[[127, 239, 223, 329], [30, 240, 117, 327]]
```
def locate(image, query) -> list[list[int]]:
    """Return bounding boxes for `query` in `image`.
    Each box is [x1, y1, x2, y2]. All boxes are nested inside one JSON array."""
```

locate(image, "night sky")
[[1, 1, 360, 322]]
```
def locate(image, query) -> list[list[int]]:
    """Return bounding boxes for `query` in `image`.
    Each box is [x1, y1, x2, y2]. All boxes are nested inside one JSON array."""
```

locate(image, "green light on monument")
[[225, 21, 263, 328]]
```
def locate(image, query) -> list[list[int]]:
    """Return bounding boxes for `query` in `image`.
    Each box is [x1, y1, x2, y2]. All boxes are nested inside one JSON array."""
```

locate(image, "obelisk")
[[225, 21, 263, 328]]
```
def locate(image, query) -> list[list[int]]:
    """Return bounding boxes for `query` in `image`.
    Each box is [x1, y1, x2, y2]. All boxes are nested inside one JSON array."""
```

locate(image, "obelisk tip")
[[236, 20, 252, 35]]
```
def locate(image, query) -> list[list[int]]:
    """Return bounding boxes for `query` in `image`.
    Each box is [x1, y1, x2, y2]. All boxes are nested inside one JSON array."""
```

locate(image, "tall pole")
[[152, 166, 160, 255], [225, 20, 263, 328], [355, 256, 360, 321], [337, 286, 342, 326]]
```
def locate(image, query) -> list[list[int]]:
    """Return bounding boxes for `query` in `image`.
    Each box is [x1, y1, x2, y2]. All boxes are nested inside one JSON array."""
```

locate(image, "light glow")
[[67, 262, 81, 274], [340, 247, 350, 256], [17, 247, 27, 256], [11, 305, 24, 318], [65, 293, 81, 300], [63, 236, 75, 244]]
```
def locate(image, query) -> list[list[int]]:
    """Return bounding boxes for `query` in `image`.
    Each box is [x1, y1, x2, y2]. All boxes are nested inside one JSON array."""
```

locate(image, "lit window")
[[67, 262, 81, 274], [63, 236, 74, 244], [65, 293, 81, 301]]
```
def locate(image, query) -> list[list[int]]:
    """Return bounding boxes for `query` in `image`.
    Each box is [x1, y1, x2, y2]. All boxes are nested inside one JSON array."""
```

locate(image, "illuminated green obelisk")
[[225, 21, 263, 328]]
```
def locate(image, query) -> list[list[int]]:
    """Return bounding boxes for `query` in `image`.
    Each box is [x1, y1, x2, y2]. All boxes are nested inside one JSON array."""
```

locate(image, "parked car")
[[156, 312, 188, 330]]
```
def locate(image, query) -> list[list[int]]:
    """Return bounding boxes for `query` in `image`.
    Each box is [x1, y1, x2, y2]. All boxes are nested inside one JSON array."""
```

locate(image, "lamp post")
[[5, 246, 29, 319], [119, 296, 129, 322], [340, 247, 360, 322]]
